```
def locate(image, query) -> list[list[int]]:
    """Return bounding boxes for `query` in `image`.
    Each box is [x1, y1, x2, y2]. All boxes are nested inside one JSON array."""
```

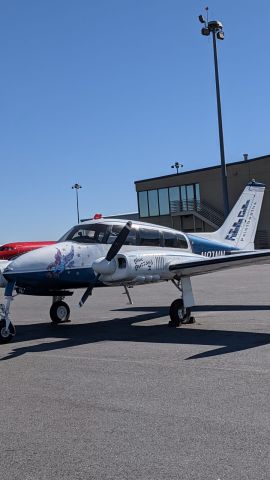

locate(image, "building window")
[[186, 185, 194, 210], [169, 187, 180, 213], [195, 183, 200, 207], [158, 188, 170, 215], [138, 184, 200, 218], [138, 191, 149, 217], [148, 189, 159, 216], [180, 186, 187, 210]]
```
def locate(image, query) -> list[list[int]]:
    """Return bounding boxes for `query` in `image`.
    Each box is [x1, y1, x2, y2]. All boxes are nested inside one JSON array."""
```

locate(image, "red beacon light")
[[93, 213, 103, 220]]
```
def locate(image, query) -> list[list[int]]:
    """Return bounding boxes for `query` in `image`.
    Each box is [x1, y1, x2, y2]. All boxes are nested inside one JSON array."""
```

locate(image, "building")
[[134, 154, 270, 248]]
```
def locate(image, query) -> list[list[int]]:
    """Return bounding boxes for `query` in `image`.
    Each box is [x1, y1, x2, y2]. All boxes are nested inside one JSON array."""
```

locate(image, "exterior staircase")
[[170, 200, 225, 230]]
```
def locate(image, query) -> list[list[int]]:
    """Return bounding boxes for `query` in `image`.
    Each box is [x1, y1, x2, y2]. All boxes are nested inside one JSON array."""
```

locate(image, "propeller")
[[79, 221, 132, 307]]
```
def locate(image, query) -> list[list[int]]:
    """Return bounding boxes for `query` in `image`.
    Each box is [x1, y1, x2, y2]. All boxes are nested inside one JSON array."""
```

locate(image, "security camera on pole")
[[199, 9, 229, 216]]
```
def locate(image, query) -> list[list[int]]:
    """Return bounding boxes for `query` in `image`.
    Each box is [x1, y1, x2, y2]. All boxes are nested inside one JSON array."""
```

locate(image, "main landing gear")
[[50, 297, 70, 324], [168, 277, 195, 327]]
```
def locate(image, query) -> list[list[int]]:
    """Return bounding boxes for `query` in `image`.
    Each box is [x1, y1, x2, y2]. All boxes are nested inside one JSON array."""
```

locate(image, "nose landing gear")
[[0, 289, 16, 343], [50, 297, 70, 324]]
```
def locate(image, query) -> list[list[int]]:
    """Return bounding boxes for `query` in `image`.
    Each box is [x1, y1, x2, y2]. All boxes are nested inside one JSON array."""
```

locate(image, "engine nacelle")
[[99, 252, 171, 284]]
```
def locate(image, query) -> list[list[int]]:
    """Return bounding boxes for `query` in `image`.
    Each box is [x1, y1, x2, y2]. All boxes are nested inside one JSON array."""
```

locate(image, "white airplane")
[[1, 180, 270, 344]]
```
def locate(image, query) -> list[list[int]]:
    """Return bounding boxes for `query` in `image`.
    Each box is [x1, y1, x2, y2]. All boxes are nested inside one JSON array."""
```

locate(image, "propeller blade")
[[78, 284, 94, 307], [79, 221, 132, 308], [106, 221, 132, 262]]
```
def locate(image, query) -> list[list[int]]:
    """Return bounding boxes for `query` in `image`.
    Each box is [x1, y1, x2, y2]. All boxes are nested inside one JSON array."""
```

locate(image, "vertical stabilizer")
[[195, 181, 265, 250]]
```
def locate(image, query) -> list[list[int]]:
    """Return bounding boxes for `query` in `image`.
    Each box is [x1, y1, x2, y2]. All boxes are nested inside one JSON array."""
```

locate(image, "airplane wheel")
[[50, 301, 70, 324], [0, 320, 15, 343], [168, 299, 194, 327], [168, 299, 184, 327]]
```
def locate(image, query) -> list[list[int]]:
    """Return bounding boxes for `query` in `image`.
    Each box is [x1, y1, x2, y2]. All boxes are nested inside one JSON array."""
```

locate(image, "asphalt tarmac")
[[0, 265, 270, 480]]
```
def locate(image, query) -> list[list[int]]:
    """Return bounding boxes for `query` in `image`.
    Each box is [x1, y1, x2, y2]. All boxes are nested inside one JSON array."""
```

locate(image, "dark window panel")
[[148, 190, 159, 216], [138, 191, 149, 217], [139, 229, 161, 246], [158, 188, 170, 215]]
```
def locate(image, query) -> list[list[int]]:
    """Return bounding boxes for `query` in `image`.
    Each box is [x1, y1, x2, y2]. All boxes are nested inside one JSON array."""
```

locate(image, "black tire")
[[168, 299, 184, 327], [0, 320, 15, 343], [50, 301, 70, 324]]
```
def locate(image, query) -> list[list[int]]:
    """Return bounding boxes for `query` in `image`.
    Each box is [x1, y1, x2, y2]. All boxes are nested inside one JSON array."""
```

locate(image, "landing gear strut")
[[50, 297, 70, 324], [0, 283, 16, 343], [168, 277, 195, 327]]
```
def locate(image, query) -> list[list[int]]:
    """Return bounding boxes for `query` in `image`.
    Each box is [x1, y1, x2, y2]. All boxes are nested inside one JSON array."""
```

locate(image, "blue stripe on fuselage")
[[187, 234, 240, 257], [4, 267, 99, 290]]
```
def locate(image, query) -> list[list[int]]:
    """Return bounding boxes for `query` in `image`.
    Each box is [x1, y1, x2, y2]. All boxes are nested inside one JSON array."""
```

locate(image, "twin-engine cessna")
[[1, 180, 270, 343]]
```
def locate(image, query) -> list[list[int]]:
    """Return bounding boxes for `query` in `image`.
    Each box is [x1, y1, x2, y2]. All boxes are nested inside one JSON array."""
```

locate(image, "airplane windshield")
[[58, 224, 110, 244], [58, 223, 138, 245]]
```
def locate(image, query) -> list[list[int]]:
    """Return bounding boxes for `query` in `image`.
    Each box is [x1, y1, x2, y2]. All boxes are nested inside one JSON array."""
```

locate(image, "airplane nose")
[[3, 242, 100, 291], [3, 244, 70, 286]]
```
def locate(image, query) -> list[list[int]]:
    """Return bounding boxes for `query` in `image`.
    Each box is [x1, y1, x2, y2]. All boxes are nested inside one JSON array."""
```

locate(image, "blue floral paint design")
[[47, 246, 75, 277]]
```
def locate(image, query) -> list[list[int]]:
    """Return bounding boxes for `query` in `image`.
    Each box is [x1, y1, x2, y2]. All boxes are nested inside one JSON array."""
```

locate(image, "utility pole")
[[72, 183, 82, 224], [199, 10, 229, 216]]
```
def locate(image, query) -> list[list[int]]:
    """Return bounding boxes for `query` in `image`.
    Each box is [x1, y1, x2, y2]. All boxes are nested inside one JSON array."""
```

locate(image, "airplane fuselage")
[[3, 219, 239, 293]]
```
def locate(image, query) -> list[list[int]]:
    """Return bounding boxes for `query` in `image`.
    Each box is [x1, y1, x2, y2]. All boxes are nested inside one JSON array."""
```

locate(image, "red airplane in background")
[[0, 241, 55, 260]]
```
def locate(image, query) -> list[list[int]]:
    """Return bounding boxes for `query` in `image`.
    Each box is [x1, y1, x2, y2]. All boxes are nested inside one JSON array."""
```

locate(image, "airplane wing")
[[169, 250, 270, 277]]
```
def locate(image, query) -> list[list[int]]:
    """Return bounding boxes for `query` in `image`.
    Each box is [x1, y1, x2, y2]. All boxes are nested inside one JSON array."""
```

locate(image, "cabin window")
[[163, 232, 177, 248], [163, 232, 188, 249], [139, 229, 161, 246], [107, 225, 137, 246], [176, 234, 188, 249]]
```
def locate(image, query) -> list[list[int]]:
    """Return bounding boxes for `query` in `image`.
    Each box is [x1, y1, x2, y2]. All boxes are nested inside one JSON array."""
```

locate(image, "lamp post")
[[72, 183, 82, 224], [171, 162, 183, 174], [199, 11, 229, 216]]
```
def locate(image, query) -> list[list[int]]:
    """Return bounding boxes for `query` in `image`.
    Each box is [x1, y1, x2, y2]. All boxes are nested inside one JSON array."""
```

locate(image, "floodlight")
[[201, 27, 210, 36], [217, 31, 224, 40], [198, 15, 206, 24], [208, 20, 223, 30]]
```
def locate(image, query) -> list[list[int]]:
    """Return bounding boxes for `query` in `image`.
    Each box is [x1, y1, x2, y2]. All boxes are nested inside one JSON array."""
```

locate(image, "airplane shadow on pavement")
[[1, 304, 270, 361]]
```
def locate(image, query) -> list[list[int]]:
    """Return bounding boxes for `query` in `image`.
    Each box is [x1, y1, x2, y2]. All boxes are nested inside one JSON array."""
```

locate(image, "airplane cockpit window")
[[58, 223, 137, 245], [58, 224, 110, 244], [139, 229, 161, 246]]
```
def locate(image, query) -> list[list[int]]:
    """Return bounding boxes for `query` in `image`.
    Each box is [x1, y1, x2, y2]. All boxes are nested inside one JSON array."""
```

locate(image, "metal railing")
[[170, 200, 224, 227]]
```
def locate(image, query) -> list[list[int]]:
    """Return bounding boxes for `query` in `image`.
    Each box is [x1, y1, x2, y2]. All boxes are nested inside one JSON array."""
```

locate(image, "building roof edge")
[[134, 154, 270, 185]]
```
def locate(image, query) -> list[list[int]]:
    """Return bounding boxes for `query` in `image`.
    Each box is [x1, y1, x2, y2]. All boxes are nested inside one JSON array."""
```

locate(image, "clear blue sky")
[[1, 0, 269, 243]]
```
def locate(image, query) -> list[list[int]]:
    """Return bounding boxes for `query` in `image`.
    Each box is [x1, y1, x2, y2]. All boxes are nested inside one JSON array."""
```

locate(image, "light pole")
[[199, 11, 229, 216], [171, 162, 183, 174], [72, 183, 82, 224]]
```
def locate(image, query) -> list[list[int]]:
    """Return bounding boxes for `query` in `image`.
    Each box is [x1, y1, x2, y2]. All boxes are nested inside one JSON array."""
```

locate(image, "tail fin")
[[196, 181, 265, 250]]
